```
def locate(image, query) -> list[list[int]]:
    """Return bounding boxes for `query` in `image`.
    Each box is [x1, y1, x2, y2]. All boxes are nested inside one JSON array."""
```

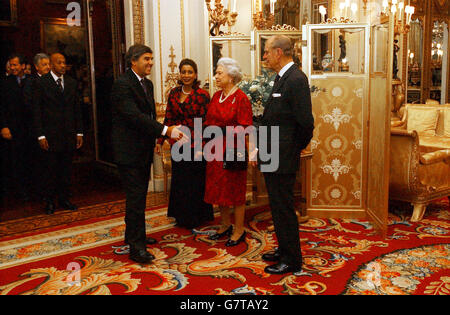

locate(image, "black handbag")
[[223, 146, 248, 171]]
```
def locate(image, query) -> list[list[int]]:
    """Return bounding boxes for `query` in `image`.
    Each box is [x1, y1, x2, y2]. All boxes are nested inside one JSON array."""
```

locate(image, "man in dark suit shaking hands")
[[251, 35, 314, 275], [111, 44, 187, 264], [33, 53, 83, 214]]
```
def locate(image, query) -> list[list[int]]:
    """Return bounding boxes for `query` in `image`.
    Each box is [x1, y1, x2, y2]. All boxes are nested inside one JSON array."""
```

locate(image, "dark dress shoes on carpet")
[[45, 201, 56, 215], [59, 200, 78, 211], [264, 262, 302, 275], [262, 249, 281, 262], [209, 225, 233, 240], [225, 232, 246, 247], [129, 248, 155, 264]]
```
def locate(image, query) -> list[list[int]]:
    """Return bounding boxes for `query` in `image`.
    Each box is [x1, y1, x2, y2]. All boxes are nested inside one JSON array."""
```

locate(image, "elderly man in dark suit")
[[33, 53, 83, 214], [252, 35, 314, 275], [111, 44, 187, 264], [23, 53, 51, 199]]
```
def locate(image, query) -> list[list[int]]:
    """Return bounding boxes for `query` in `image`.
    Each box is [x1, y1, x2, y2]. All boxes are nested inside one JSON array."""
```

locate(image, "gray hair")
[[269, 35, 293, 57], [33, 53, 50, 66], [217, 57, 243, 84]]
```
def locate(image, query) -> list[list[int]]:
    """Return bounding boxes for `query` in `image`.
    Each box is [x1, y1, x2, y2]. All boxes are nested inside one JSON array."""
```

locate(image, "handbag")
[[223, 146, 248, 171]]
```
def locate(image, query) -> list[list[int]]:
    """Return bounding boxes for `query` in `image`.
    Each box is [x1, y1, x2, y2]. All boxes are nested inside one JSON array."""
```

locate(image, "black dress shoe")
[[262, 249, 281, 262], [45, 201, 56, 215], [59, 200, 78, 211], [225, 232, 246, 247], [129, 248, 155, 264], [264, 262, 302, 275], [209, 225, 233, 240], [146, 237, 157, 245]]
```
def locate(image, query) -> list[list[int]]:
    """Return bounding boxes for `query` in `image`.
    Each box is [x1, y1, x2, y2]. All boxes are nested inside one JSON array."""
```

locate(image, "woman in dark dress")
[[156, 59, 213, 229]]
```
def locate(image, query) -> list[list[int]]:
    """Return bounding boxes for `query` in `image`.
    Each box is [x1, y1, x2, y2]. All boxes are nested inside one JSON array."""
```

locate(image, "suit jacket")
[[32, 73, 83, 152], [0, 74, 31, 140], [110, 69, 164, 167], [260, 64, 314, 174]]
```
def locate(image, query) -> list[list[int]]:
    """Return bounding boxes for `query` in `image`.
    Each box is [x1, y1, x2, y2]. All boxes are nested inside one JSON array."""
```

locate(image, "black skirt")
[[167, 156, 214, 229]]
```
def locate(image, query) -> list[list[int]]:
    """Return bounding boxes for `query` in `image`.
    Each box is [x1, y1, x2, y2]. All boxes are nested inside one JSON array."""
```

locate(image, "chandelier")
[[381, 0, 415, 34]]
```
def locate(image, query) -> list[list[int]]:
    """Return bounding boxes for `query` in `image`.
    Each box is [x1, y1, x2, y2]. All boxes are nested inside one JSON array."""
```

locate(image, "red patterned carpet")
[[0, 200, 449, 295]]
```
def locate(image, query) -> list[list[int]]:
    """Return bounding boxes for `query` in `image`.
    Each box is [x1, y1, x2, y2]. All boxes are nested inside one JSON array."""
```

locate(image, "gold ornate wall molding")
[[132, 0, 145, 44]]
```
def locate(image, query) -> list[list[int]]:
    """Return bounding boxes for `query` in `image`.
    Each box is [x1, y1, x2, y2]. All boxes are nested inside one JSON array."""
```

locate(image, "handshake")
[[166, 125, 189, 144]]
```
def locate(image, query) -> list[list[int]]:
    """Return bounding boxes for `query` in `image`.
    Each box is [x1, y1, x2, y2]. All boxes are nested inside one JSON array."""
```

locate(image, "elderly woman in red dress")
[[204, 57, 253, 246]]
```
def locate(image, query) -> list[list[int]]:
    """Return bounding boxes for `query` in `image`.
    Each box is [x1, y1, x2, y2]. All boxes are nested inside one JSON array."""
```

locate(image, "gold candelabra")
[[205, 0, 238, 36], [253, 10, 275, 30], [381, 1, 414, 35]]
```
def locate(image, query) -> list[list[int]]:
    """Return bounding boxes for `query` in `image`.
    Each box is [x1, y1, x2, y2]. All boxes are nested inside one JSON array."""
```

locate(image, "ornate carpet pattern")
[[0, 200, 449, 295]]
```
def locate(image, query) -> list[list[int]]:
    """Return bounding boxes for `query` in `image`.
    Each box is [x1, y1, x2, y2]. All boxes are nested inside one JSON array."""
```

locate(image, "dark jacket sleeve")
[[0, 79, 6, 130], [286, 73, 314, 150], [74, 81, 83, 135], [32, 77, 44, 139], [112, 78, 164, 139]]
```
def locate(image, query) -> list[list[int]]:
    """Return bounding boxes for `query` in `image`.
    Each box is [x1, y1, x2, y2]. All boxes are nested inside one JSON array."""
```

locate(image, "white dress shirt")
[[278, 61, 295, 79]]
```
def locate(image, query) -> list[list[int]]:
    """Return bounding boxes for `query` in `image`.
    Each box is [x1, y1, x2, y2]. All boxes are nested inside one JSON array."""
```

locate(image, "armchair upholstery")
[[390, 104, 450, 221]]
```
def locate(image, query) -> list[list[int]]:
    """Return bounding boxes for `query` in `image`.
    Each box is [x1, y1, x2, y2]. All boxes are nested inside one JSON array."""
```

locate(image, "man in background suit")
[[253, 35, 314, 275], [111, 44, 187, 264], [0, 53, 32, 201], [33, 53, 83, 214], [23, 53, 51, 199]]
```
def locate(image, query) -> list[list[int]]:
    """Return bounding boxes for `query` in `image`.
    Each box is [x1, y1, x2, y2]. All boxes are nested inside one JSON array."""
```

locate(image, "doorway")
[[0, 0, 126, 221]]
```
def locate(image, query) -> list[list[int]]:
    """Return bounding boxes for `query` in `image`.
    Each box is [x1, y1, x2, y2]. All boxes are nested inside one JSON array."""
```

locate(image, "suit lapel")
[[127, 70, 154, 116], [263, 64, 296, 118]]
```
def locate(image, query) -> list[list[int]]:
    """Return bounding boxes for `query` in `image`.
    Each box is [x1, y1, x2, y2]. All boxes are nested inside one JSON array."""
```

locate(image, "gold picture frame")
[[40, 18, 87, 66], [0, 0, 17, 27]]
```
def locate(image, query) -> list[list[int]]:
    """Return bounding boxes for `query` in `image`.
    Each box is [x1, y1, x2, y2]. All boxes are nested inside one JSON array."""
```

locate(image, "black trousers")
[[42, 150, 73, 201], [118, 163, 151, 250], [2, 137, 33, 196], [263, 172, 302, 267]]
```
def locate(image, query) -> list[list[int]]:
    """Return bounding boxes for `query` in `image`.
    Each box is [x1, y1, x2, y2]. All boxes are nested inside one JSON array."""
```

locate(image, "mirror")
[[209, 37, 252, 94], [430, 20, 448, 103], [257, 0, 308, 29], [372, 24, 389, 74], [255, 30, 302, 75], [311, 27, 366, 75], [407, 18, 423, 103]]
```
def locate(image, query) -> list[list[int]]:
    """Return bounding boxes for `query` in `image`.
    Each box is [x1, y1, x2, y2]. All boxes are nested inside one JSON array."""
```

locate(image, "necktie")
[[140, 79, 153, 119], [140, 79, 148, 97], [56, 78, 63, 92], [274, 74, 281, 84]]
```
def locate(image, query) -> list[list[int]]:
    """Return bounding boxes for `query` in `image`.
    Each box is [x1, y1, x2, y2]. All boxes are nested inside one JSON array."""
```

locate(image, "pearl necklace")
[[182, 86, 192, 95], [219, 85, 238, 103]]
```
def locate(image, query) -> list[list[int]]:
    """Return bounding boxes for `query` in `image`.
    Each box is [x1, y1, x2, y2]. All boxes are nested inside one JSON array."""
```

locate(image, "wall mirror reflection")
[[430, 20, 448, 103], [209, 37, 252, 94], [407, 18, 423, 103], [311, 27, 366, 75], [254, 30, 302, 75], [372, 23, 389, 74]]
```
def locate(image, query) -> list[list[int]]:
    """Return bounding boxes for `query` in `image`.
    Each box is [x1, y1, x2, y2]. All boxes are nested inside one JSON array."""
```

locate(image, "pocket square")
[[272, 93, 282, 98]]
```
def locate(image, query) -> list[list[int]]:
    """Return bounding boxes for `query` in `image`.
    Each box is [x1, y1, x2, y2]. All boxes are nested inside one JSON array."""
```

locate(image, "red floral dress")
[[203, 89, 253, 206], [157, 86, 210, 147]]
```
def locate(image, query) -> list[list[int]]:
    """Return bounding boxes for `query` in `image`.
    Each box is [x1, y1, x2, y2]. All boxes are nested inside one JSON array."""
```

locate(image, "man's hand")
[[39, 138, 49, 151], [167, 125, 189, 144], [1, 128, 12, 140], [76, 135, 83, 149]]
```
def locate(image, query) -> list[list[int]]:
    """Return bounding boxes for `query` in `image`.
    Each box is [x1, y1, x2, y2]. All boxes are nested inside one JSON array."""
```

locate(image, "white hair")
[[217, 57, 243, 84]]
